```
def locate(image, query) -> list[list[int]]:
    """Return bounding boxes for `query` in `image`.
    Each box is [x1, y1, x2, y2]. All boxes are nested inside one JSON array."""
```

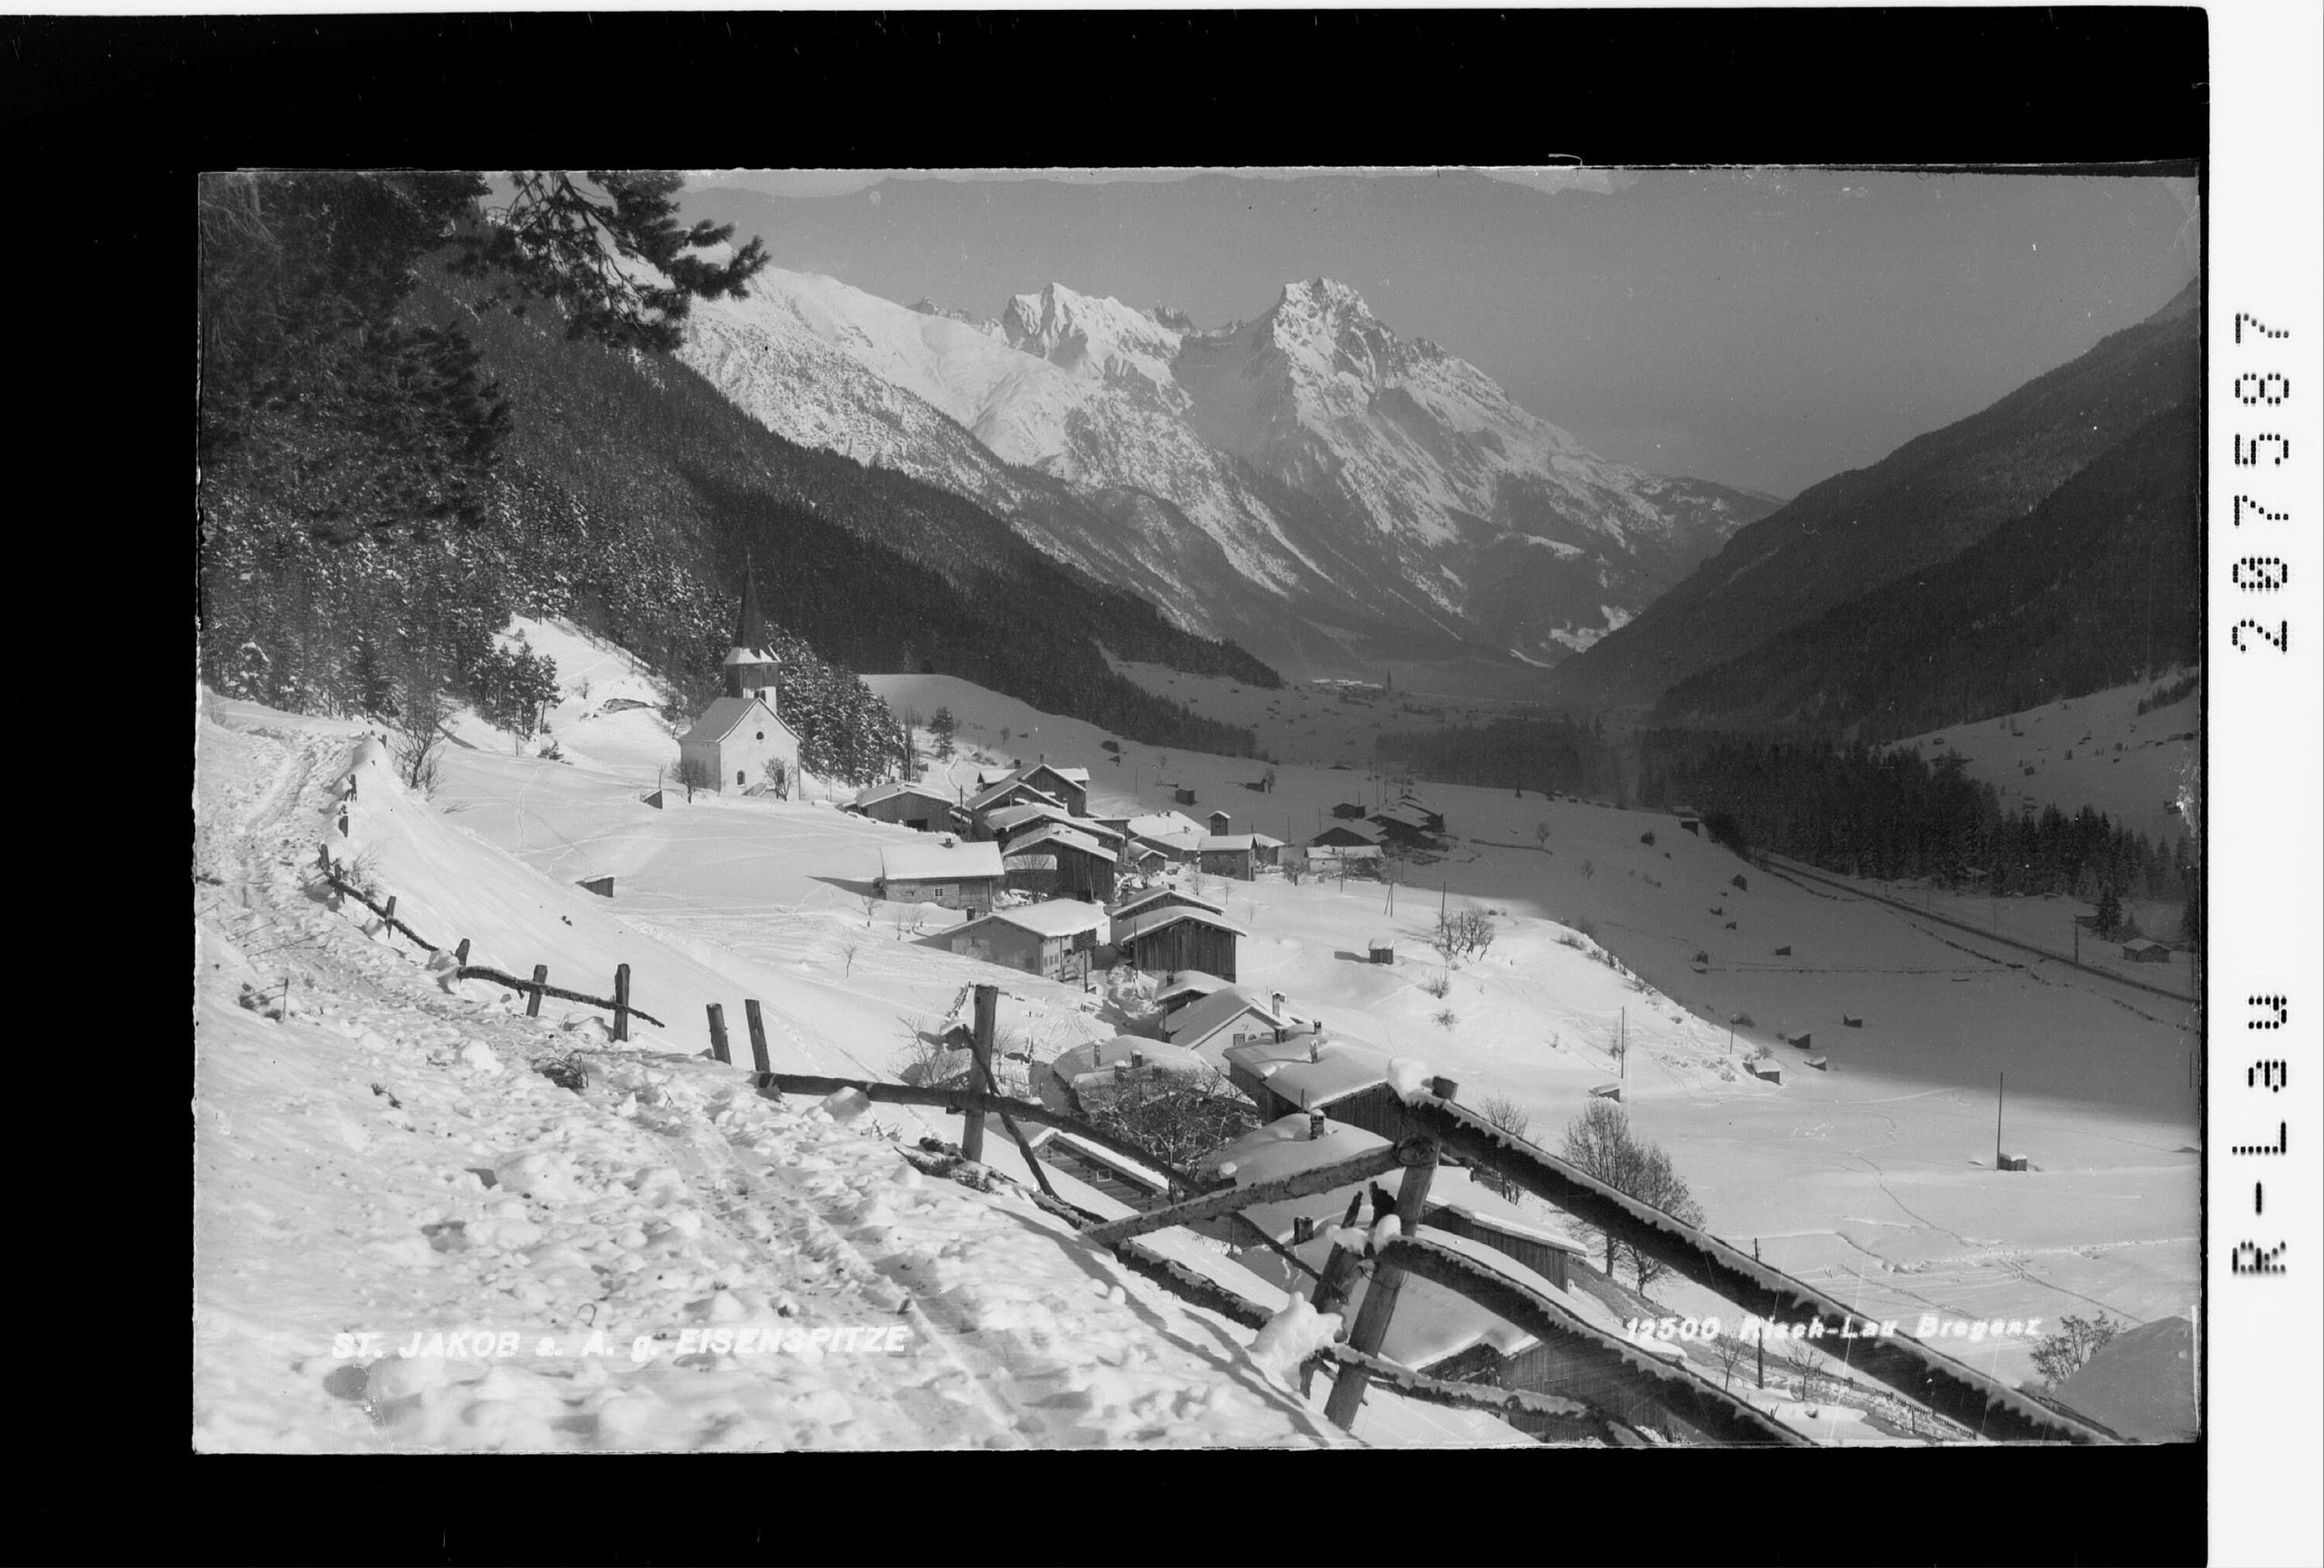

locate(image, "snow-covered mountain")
[[681, 270, 1776, 675]]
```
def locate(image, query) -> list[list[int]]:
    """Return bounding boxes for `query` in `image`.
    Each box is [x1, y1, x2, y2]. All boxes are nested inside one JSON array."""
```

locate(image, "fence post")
[[1323, 1142, 1440, 1429], [612, 963, 631, 1043], [744, 999, 772, 1075], [526, 964, 548, 1019], [964, 984, 999, 1164], [384, 895, 397, 925], [454, 938, 471, 968], [1301, 1190, 1370, 1399], [706, 1003, 731, 1065]]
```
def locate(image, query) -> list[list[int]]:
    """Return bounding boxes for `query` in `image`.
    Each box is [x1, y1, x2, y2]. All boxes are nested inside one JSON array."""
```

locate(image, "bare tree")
[[1559, 1099, 1705, 1292], [674, 757, 713, 803], [1476, 1092, 1533, 1201], [390, 678, 453, 795], [2030, 1312, 2126, 1389]]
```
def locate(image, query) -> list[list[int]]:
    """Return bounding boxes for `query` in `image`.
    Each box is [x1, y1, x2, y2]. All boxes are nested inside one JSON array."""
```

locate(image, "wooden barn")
[[1115, 905, 1246, 982], [1311, 820, 1383, 851], [875, 838, 1006, 913], [2121, 937, 2172, 964], [847, 781, 961, 832], [945, 899, 1109, 984], [1198, 834, 1257, 880], [999, 820, 1118, 903], [1014, 762, 1090, 818], [966, 775, 1067, 833]]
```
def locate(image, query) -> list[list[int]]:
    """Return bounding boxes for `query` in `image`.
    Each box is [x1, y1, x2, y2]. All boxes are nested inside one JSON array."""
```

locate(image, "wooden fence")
[[315, 844, 660, 1040]]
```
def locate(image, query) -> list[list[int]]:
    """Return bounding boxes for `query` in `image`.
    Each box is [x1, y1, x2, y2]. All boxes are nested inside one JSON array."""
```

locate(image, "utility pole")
[[1996, 1071, 2006, 1168], [1754, 1240, 1765, 1388], [1620, 1008, 1627, 1080]]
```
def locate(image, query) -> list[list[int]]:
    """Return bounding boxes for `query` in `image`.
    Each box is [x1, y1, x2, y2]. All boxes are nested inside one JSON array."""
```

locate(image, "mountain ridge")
[[679, 266, 1778, 678]]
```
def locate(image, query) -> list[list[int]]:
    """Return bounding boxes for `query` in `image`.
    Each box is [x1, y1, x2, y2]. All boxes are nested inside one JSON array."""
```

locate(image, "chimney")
[[1308, 1112, 1327, 1140], [1130, 1051, 1143, 1069], [1272, 991, 1285, 1016]]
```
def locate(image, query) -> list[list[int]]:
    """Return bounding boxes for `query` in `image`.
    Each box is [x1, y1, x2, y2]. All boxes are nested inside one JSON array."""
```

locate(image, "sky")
[[680, 168, 2198, 502]]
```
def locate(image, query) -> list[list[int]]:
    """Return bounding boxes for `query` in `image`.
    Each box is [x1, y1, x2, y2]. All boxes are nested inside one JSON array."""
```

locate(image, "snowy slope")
[[681, 268, 1776, 672], [193, 696, 1384, 1449]]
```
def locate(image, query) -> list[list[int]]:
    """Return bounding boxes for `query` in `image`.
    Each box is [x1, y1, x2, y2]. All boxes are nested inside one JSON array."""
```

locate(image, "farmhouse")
[[875, 838, 1006, 913], [999, 820, 1118, 903], [675, 567, 802, 796], [1370, 803, 1439, 847], [946, 899, 1109, 983], [1165, 985, 1287, 1061], [1311, 820, 1383, 850], [847, 781, 961, 832], [1126, 809, 1205, 842], [1222, 1034, 1437, 1152], [2121, 937, 2171, 964], [1115, 903, 1247, 982]]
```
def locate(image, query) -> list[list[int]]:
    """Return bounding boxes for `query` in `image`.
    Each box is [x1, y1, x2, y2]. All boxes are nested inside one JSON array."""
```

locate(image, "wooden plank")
[[1081, 1142, 1416, 1250], [612, 963, 631, 1044], [964, 985, 998, 1164], [526, 964, 548, 1019], [1378, 1234, 1810, 1448], [1323, 1146, 1439, 1427], [1397, 1095, 2113, 1444], [744, 999, 772, 1075], [705, 1002, 731, 1065], [755, 1071, 1216, 1194], [1312, 1342, 1598, 1439]]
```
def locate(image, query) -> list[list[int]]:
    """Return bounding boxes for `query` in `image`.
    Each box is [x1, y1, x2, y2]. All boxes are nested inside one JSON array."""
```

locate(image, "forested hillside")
[[1546, 281, 2198, 709], [198, 171, 1267, 776], [1652, 404, 2199, 739]]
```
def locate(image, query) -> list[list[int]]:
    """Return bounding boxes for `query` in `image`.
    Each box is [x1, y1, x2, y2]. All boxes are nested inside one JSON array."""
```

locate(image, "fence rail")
[[1398, 1094, 2113, 1444]]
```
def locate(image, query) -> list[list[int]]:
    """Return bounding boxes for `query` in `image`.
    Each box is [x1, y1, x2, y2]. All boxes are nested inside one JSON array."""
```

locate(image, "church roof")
[[679, 694, 786, 746]]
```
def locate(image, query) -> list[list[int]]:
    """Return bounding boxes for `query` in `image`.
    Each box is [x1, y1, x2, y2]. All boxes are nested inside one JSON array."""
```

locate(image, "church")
[[676, 566, 802, 796]]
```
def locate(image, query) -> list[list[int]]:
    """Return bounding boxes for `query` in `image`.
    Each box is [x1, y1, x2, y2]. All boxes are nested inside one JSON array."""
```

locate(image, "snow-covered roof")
[[1049, 1036, 1206, 1089], [1113, 887, 1227, 920], [720, 644, 777, 667], [1239, 1039, 1396, 1109], [1167, 986, 1284, 1054], [851, 780, 955, 810], [958, 899, 1109, 940], [677, 694, 783, 746], [1373, 804, 1434, 828], [1116, 905, 1249, 943], [969, 777, 1066, 814], [1002, 822, 1118, 863], [878, 840, 1005, 882], [1200, 834, 1256, 852], [1312, 820, 1383, 844], [1153, 969, 1234, 1005], [1126, 810, 1205, 840]]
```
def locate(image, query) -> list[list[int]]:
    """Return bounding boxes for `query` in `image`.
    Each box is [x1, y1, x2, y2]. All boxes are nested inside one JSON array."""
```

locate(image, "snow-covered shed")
[[1198, 833, 1257, 880], [1035, 1036, 1207, 1116], [1151, 968, 1235, 1018]]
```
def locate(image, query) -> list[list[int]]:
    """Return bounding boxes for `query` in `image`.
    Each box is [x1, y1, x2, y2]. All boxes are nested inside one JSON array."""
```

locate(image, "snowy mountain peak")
[[1000, 283, 1184, 391]]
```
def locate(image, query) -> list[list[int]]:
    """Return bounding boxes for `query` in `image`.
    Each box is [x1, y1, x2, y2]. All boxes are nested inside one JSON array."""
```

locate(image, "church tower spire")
[[722, 559, 781, 704]]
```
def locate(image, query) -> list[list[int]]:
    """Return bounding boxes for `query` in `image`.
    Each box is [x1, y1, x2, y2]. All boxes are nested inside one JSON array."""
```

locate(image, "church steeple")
[[722, 559, 781, 703]]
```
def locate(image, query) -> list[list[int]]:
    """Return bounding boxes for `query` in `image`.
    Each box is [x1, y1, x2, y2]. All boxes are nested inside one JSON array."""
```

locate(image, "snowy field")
[[194, 621, 2199, 1446]]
